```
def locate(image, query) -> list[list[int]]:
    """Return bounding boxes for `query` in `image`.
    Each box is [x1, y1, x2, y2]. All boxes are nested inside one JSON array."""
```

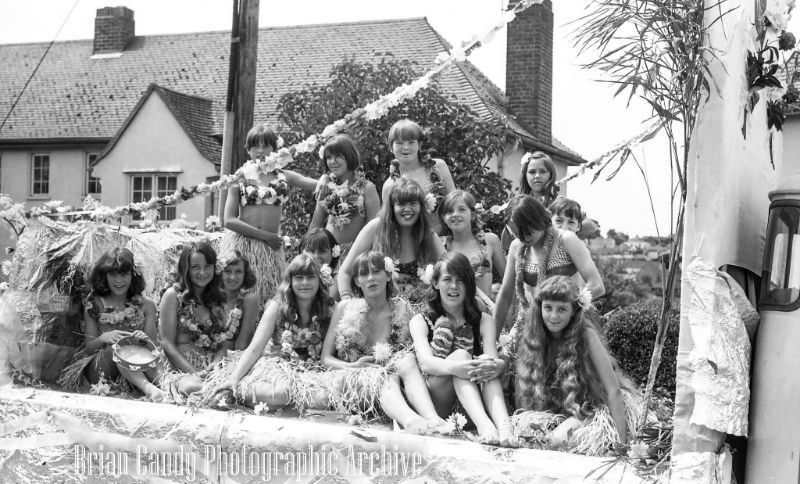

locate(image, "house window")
[[85, 153, 101, 195], [31, 154, 50, 195], [130, 174, 177, 221]]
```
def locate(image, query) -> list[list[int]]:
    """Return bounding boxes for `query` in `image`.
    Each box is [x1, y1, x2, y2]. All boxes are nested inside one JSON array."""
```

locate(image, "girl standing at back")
[[223, 124, 317, 307], [514, 276, 640, 453], [59, 248, 162, 401], [309, 134, 380, 263], [440, 190, 505, 301], [381, 119, 455, 221], [502, 151, 559, 252]]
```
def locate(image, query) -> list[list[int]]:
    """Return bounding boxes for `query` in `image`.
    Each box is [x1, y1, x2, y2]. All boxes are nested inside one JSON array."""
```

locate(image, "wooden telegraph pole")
[[218, 0, 260, 222]]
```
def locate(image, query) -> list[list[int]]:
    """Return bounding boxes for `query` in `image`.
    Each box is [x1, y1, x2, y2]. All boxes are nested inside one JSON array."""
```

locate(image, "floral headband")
[[215, 253, 240, 274]]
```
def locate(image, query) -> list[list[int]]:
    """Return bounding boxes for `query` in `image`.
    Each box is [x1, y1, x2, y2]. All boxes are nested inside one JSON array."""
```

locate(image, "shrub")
[[603, 299, 679, 395]]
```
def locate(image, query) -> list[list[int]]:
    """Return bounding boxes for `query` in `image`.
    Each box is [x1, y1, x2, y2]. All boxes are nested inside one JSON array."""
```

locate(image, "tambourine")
[[112, 336, 159, 372]]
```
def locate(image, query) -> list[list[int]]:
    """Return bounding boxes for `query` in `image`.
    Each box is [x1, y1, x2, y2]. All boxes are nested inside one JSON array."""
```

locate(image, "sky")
[[0, 0, 729, 237]]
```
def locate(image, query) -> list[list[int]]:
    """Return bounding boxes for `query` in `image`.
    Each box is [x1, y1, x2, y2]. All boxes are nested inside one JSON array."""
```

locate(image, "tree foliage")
[[275, 58, 516, 239]]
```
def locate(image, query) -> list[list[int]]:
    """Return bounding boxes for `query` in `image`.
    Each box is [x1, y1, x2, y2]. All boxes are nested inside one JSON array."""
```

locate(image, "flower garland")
[[334, 297, 411, 363], [175, 292, 238, 351], [318, 170, 368, 230], [279, 315, 324, 361], [0, 1, 544, 232], [88, 295, 145, 331], [238, 172, 290, 206]]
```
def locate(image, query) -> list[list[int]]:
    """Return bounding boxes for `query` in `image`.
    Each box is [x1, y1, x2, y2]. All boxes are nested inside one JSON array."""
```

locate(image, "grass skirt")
[[219, 230, 284, 307], [511, 389, 645, 456], [58, 349, 103, 391], [159, 344, 215, 390]]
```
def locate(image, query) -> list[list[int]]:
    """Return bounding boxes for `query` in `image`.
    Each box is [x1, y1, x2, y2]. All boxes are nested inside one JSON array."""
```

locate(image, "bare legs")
[[379, 353, 448, 434]]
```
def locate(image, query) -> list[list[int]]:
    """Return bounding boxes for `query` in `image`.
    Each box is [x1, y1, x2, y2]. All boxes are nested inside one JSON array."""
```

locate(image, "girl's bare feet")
[[402, 417, 431, 435]]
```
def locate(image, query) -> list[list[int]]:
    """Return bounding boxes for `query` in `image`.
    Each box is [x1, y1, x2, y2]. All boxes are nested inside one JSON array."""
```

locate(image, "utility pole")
[[218, 0, 260, 221]]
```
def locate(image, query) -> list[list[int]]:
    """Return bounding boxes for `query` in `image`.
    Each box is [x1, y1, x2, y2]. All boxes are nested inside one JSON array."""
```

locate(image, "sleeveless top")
[[317, 171, 368, 230], [173, 286, 230, 351], [239, 170, 290, 206], [443, 233, 491, 278], [269, 309, 328, 361], [87, 296, 146, 334], [518, 230, 577, 287]]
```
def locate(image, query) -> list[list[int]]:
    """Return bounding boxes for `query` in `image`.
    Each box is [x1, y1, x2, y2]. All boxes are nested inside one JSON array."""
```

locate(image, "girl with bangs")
[[514, 276, 640, 454], [309, 135, 380, 266], [409, 253, 516, 446], [319, 251, 448, 434], [381, 119, 455, 230], [337, 177, 445, 306], [494, 195, 604, 336], [210, 254, 334, 409], [439, 190, 505, 301], [300, 228, 340, 301], [159, 243, 230, 396], [217, 250, 260, 351], [59, 248, 162, 401]]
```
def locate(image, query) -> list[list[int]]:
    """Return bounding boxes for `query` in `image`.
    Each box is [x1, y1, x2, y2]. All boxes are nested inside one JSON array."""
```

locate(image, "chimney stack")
[[93, 6, 135, 55], [506, 0, 553, 144]]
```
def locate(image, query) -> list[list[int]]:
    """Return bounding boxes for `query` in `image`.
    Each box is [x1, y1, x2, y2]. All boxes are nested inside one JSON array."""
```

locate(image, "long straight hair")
[[274, 254, 333, 332], [375, 177, 438, 264]]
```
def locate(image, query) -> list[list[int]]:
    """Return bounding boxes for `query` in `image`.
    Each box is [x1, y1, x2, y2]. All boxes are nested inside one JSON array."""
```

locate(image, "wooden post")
[[232, 0, 259, 171], [218, 0, 260, 221]]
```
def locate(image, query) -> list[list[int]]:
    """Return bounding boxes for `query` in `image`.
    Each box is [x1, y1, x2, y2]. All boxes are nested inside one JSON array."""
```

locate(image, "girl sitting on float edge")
[[159, 243, 230, 396], [513, 275, 642, 455], [217, 250, 260, 351], [309, 134, 380, 266], [319, 251, 448, 434], [59, 248, 163, 401], [210, 254, 334, 410], [409, 252, 517, 446]]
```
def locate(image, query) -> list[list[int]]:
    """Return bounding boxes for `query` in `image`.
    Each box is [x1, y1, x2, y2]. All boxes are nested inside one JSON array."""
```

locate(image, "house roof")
[[97, 84, 221, 165], [0, 16, 585, 165]]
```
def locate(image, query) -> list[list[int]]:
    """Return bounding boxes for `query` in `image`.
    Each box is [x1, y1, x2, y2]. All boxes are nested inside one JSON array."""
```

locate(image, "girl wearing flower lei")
[[494, 195, 605, 342], [159, 243, 229, 396], [211, 254, 334, 409], [309, 135, 380, 266], [409, 252, 517, 446], [514, 276, 641, 454], [59, 248, 162, 401], [217, 250, 260, 351], [337, 177, 445, 308], [440, 190, 506, 301], [223, 124, 317, 309], [300, 228, 340, 301], [380, 119, 455, 231], [319, 251, 448, 433]]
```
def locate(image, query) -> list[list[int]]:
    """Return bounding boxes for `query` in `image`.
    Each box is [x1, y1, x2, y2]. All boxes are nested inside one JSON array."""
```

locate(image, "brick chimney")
[[93, 6, 135, 55], [506, 0, 553, 144]]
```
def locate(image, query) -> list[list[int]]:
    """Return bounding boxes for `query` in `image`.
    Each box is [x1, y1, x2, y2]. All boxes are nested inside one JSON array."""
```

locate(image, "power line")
[[0, 0, 82, 133]]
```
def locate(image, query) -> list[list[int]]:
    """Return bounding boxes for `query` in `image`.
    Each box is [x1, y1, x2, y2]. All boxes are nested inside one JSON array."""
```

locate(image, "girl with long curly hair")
[[210, 254, 334, 409], [409, 252, 515, 445], [337, 177, 445, 305], [514, 276, 639, 453]]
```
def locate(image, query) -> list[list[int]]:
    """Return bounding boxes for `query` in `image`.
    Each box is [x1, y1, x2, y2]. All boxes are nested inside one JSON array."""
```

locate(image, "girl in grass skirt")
[[513, 276, 642, 455], [319, 251, 448, 434], [209, 254, 334, 410], [159, 243, 231, 396], [59, 248, 162, 401]]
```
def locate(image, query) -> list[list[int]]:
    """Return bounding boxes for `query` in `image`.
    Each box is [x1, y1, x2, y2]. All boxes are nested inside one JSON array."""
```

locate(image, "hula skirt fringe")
[[158, 344, 216, 391], [219, 230, 284, 308], [511, 389, 645, 456], [58, 350, 99, 391]]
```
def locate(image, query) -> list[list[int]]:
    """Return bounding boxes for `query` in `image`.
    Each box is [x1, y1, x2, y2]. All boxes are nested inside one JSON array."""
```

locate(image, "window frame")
[[759, 199, 800, 312], [129, 173, 178, 222], [85, 153, 102, 196], [30, 153, 50, 196]]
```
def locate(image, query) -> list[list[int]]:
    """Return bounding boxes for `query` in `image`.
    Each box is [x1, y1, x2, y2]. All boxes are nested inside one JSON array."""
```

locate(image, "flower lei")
[[319, 170, 367, 230], [239, 170, 290, 206], [279, 315, 324, 361], [389, 155, 446, 213], [334, 297, 411, 363], [175, 292, 235, 351], [90, 295, 145, 331]]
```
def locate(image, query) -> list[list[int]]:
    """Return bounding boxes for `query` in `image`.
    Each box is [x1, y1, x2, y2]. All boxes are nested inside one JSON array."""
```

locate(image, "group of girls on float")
[[62, 119, 638, 450]]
